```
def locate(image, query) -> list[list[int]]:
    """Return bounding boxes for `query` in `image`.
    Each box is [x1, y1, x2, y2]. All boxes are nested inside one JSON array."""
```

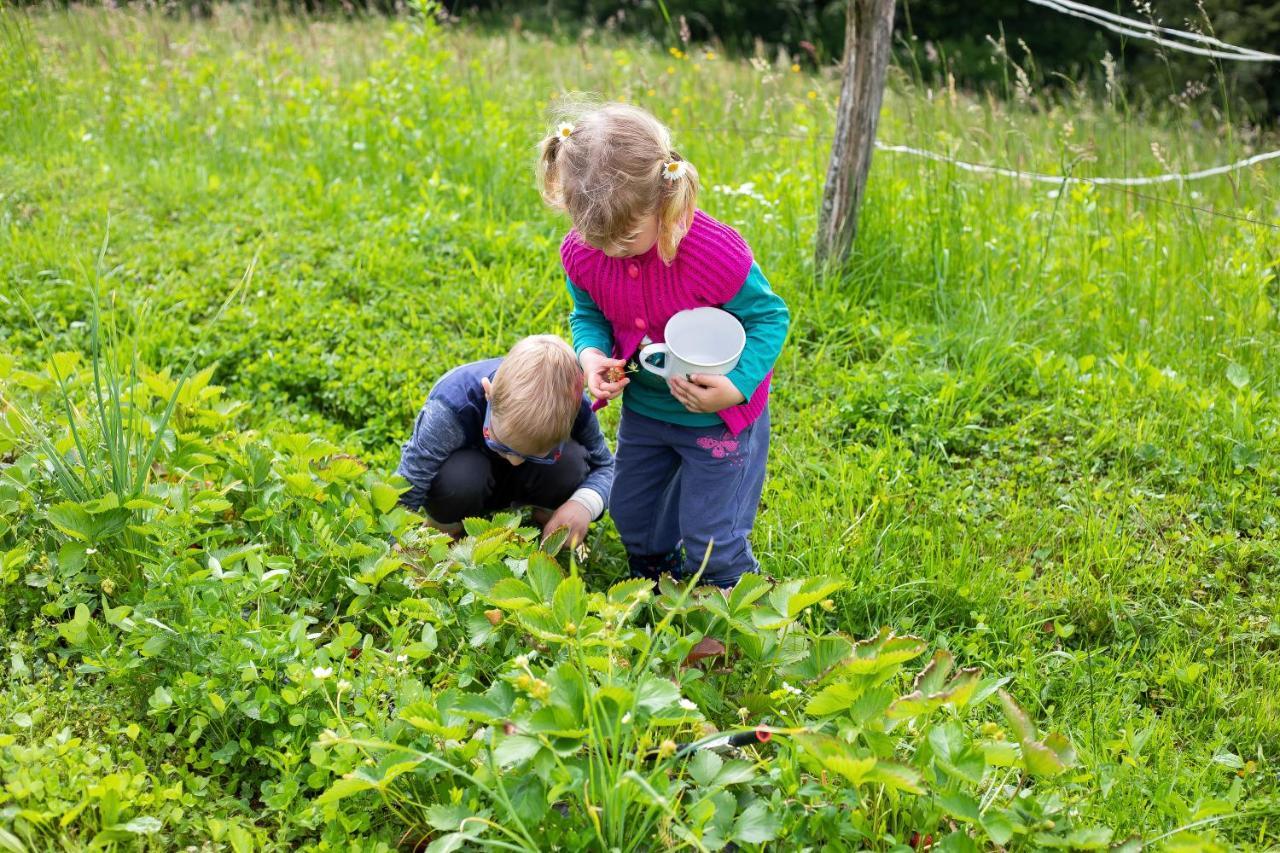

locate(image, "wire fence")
[[677, 119, 1280, 229], [1025, 0, 1280, 62]]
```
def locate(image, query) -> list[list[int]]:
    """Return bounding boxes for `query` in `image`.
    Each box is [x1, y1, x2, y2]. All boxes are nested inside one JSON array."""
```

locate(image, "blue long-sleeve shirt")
[[396, 358, 614, 516], [568, 262, 790, 427]]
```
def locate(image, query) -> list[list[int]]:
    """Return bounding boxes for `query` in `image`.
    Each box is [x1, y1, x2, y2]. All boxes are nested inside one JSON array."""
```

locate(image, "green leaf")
[[455, 681, 516, 722], [805, 682, 865, 717], [462, 517, 491, 537], [121, 816, 163, 835], [552, 575, 587, 628], [997, 689, 1038, 744], [914, 649, 955, 695], [938, 790, 981, 823], [731, 801, 779, 845], [1063, 827, 1114, 849], [541, 525, 570, 556], [688, 750, 723, 787], [726, 571, 772, 610], [487, 578, 538, 610], [426, 833, 470, 853], [607, 577, 654, 604], [829, 628, 927, 678], [1022, 741, 1068, 777], [526, 551, 563, 603], [714, 759, 757, 787], [779, 634, 854, 681], [865, 760, 924, 794], [793, 733, 874, 785], [981, 811, 1015, 846], [317, 775, 378, 804], [47, 503, 92, 541], [766, 576, 845, 619], [227, 824, 254, 853], [1226, 362, 1250, 389], [148, 685, 173, 711], [635, 676, 681, 715], [58, 603, 91, 646], [370, 481, 401, 513], [493, 735, 542, 768], [424, 803, 475, 832]]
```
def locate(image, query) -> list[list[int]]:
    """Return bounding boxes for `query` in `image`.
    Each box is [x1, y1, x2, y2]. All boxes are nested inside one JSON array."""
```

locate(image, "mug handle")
[[638, 342, 670, 379]]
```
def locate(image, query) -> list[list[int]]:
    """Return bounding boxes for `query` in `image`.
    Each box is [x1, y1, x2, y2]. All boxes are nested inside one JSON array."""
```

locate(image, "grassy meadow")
[[1, 5, 1278, 849]]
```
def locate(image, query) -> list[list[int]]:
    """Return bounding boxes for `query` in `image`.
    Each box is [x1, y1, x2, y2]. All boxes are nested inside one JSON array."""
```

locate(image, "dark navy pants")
[[423, 442, 589, 524], [611, 408, 769, 588]]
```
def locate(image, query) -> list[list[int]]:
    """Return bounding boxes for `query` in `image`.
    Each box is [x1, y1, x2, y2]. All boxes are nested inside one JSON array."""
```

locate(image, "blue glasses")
[[483, 404, 562, 465]]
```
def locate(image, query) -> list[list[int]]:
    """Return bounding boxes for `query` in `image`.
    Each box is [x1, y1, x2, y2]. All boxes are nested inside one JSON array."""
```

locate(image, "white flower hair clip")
[[662, 159, 688, 181], [557, 122, 574, 139]]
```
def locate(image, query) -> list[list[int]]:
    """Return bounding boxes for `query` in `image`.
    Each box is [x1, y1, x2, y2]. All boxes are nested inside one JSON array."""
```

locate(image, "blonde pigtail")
[[537, 131, 566, 209], [657, 154, 699, 264]]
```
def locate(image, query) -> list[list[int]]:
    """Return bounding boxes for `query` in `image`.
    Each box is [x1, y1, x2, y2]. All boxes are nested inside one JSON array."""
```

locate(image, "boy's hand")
[[543, 500, 592, 547], [581, 348, 629, 402], [669, 374, 746, 413]]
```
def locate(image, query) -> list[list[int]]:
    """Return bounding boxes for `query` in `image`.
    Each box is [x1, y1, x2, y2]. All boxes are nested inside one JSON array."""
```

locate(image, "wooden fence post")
[[815, 0, 897, 272]]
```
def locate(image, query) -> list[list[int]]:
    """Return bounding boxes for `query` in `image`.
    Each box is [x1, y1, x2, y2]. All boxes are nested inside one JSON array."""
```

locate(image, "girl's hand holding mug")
[[580, 348, 629, 401], [669, 374, 745, 413]]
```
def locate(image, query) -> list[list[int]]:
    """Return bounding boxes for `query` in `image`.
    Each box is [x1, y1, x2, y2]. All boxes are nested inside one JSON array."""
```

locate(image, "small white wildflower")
[[781, 681, 803, 696], [678, 698, 698, 711], [621, 713, 633, 724], [514, 655, 529, 668], [662, 160, 689, 182], [337, 679, 352, 693], [396, 654, 408, 663], [85, 548, 98, 555], [312, 666, 333, 679], [557, 122, 574, 139]]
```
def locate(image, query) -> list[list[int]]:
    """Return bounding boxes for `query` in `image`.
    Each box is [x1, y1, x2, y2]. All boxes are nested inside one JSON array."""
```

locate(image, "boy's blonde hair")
[[490, 335, 584, 453], [537, 100, 699, 264]]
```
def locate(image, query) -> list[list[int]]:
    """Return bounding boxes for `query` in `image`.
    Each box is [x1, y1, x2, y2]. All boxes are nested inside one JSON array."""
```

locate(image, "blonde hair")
[[490, 335, 584, 453], [537, 100, 699, 264]]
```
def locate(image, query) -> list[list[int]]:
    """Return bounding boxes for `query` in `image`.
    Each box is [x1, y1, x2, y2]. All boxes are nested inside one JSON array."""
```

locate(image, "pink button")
[[628, 264, 639, 279], [634, 317, 647, 329]]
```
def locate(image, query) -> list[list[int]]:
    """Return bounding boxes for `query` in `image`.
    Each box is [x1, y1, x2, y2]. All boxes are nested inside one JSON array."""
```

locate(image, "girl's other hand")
[[581, 348, 629, 401], [669, 374, 746, 413]]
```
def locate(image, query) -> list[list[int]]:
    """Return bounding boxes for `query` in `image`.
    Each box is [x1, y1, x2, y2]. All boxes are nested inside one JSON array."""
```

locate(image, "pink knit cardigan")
[[561, 210, 771, 435]]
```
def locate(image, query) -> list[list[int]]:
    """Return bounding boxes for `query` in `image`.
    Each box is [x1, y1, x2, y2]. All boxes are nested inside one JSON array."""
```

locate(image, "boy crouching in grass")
[[397, 335, 614, 545]]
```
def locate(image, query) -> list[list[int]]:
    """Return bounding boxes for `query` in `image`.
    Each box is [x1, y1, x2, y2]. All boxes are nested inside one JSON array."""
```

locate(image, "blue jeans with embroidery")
[[610, 407, 770, 588]]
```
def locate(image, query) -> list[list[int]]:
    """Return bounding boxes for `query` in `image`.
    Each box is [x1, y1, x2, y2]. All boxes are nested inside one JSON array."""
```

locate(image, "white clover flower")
[[312, 666, 333, 679], [662, 160, 689, 182], [678, 698, 698, 711]]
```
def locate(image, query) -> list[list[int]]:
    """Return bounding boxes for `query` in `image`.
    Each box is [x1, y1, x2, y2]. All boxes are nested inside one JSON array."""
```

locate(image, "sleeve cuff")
[[568, 488, 605, 520], [724, 370, 755, 404]]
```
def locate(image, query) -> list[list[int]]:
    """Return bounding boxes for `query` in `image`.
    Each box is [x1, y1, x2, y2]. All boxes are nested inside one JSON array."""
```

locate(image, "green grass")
[[2, 4, 1279, 849]]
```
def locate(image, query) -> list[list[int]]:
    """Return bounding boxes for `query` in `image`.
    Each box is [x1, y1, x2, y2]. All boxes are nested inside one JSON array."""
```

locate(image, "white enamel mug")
[[639, 307, 745, 381]]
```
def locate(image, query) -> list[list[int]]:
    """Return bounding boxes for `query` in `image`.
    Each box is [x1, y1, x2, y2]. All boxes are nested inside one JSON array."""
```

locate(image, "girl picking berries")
[[537, 102, 790, 588]]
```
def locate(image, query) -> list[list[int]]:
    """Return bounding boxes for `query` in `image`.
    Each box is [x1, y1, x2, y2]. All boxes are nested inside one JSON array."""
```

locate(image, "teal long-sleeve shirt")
[[567, 262, 790, 427]]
